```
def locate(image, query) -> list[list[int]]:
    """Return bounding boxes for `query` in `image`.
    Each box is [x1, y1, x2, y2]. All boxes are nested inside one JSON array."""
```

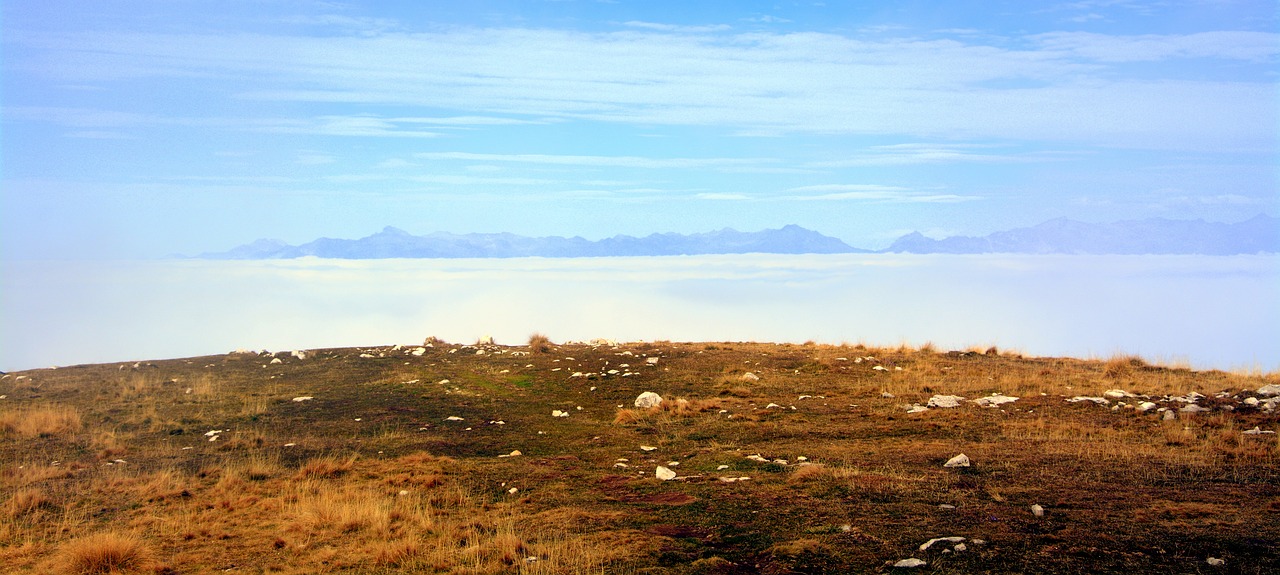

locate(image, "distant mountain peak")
[[198, 225, 868, 259]]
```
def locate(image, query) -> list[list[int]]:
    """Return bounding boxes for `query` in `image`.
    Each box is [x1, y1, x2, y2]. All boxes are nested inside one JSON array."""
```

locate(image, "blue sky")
[[2, 0, 1277, 258]]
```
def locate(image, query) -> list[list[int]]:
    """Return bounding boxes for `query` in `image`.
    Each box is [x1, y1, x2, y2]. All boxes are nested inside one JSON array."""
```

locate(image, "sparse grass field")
[[1, 342, 1277, 574]]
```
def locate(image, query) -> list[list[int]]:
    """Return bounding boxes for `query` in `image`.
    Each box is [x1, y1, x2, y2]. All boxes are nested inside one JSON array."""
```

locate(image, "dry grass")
[[528, 333, 553, 354], [55, 532, 155, 575], [2, 341, 1276, 574], [0, 405, 82, 438]]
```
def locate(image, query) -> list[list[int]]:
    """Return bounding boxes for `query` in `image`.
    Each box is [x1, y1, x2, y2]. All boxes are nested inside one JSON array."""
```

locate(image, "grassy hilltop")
[[2, 339, 1278, 574]]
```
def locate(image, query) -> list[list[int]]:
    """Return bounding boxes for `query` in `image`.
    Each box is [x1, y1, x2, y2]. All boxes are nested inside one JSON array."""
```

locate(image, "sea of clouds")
[[2, 254, 1276, 372]]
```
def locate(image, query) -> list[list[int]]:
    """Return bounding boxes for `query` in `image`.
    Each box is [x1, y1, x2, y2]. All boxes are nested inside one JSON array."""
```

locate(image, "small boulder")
[[741, 372, 760, 382], [893, 558, 926, 568], [655, 466, 677, 481], [928, 395, 965, 408], [919, 536, 965, 551], [1256, 384, 1280, 396], [635, 392, 664, 409], [974, 394, 1018, 407], [1031, 504, 1045, 517], [943, 454, 971, 468], [1207, 557, 1225, 566], [1103, 389, 1133, 399]]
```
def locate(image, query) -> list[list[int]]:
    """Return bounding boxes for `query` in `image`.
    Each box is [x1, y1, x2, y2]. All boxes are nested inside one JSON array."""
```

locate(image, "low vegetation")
[[1, 343, 1276, 573]]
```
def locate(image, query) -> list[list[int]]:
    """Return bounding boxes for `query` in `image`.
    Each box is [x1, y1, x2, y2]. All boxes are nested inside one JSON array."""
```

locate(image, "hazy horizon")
[[3, 254, 1276, 373]]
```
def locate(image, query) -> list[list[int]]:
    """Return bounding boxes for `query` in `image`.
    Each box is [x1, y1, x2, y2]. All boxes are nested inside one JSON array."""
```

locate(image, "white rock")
[[1163, 410, 1177, 421], [1031, 504, 1045, 517], [974, 394, 1018, 407], [292, 396, 314, 402], [269, 357, 283, 364], [953, 543, 967, 552], [943, 454, 971, 468], [551, 410, 569, 417], [905, 404, 929, 414], [1179, 404, 1209, 413], [1242, 426, 1274, 435], [204, 429, 223, 437], [881, 392, 895, 398], [893, 558, 926, 568], [635, 391, 664, 409], [445, 416, 465, 421], [646, 357, 660, 365], [1207, 557, 1225, 566], [290, 350, 308, 359], [1068, 396, 1109, 404], [410, 348, 426, 356], [640, 445, 658, 451], [746, 454, 769, 463], [919, 537, 965, 551], [1256, 384, 1280, 396], [1103, 389, 1133, 399], [655, 466, 677, 481], [1137, 401, 1158, 412], [765, 403, 782, 409], [508, 487, 519, 494], [873, 365, 888, 371], [741, 372, 760, 382], [1244, 397, 1260, 406], [927, 395, 965, 408]]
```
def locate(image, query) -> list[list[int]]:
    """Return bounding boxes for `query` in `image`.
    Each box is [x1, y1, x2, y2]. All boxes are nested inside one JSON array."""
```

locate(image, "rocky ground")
[[2, 340, 1278, 574]]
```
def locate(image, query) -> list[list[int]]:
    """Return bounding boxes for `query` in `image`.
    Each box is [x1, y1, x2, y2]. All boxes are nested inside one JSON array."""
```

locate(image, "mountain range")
[[198, 215, 1277, 259]]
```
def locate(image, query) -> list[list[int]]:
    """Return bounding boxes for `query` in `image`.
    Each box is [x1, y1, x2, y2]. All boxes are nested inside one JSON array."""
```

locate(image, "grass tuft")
[[0, 405, 82, 438], [57, 532, 155, 575], [528, 332, 553, 354]]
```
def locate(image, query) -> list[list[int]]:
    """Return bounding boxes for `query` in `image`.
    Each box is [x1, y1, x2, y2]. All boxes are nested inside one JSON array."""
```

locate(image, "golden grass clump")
[[6, 488, 56, 517], [56, 532, 155, 575], [528, 332, 553, 353], [1104, 354, 1148, 378], [292, 455, 357, 480], [786, 463, 829, 484], [0, 404, 82, 438]]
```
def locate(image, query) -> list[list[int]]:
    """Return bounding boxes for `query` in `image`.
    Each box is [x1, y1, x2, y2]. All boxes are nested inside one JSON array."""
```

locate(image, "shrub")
[[528, 333, 553, 354]]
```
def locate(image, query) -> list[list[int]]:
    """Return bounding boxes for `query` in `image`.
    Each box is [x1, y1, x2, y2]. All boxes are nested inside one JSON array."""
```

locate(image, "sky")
[[2, 0, 1278, 259]]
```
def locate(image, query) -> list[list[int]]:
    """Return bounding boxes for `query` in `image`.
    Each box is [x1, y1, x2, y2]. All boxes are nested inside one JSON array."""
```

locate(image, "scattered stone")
[[1137, 401, 1158, 412], [635, 392, 664, 409], [655, 466, 677, 481], [1256, 384, 1280, 396], [919, 537, 965, 551], [1163, 410, 1177, 421], [640, 445, 658, 452], [508, 487, 519, 494], [498, 450, 522, 458], [359, 353, 374, 358], [741, 372, 760, 382], [445, 416, 465, 421], [551, 410, 569, 418], [269, 357, 283, 364], [1068, 396, 1109, 404], [1242, 427, 1274, 435], [893, 558, 926, 568], [1244, 397, 1260, 407], [291, 396, 314, 402], [1103, 389, 1133, 399], [974, 394, 1018, 407], [905, 404, 929, 414], [410, 348, 426, 356], [765, 403, 782, 409], [1031, 504, 1045, 517], [881, 392, 895, 398], [873, 365, 888, 371], [943, 454, 971, 468], [927, 395, 965, 408], [1207, 557, 1225, 566], [1179, 404, 1209, 413], [953, 543, 967, 552], [746, 454, 769, 463], [938, 504, 955, 510], [646, 357, 660, 365]]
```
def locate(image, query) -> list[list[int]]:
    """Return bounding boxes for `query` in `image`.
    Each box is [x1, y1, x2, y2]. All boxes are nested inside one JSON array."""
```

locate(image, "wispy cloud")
[[13, 26, 1274, 149], [783, 184, 979, 203], [622, 21, 732, 33], [808, 143, 1085, 167], [414, 152, 774, 170]]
